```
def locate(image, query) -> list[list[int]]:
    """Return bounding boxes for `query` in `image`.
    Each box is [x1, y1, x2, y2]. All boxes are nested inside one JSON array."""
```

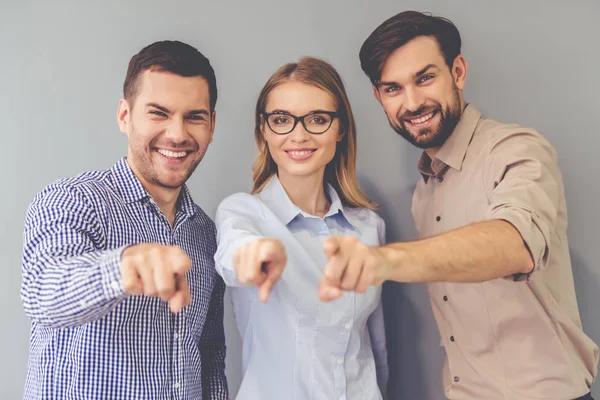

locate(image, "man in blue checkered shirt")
[[21, 40, 229, 399]]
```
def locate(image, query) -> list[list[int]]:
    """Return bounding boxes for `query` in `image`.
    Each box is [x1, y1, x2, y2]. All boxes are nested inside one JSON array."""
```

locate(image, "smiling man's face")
[[374, 36, 466, 150], [117, 69, 215, 191]]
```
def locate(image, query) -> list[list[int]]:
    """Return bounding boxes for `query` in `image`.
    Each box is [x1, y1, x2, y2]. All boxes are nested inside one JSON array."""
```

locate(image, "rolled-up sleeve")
[[214, 193, 265, 286], [483, 129, 561, 275]]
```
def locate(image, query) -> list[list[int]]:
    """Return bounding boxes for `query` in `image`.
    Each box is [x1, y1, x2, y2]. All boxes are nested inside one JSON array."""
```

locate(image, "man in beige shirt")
[[318, 10, 599, 400]]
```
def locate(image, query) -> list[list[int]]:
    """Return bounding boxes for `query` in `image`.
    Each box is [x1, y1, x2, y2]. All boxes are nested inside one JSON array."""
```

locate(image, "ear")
[[336, 125, 345, 142], [372, 85, 383, 105], [117, 99, 130, 134], [452, 55, 468, 90], [209, 110, 216, 143]]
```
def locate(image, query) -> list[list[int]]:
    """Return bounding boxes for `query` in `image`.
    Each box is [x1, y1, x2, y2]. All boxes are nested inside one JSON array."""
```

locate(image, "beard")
[[128, 123, 203, 190], [388, 86, 463, 149]]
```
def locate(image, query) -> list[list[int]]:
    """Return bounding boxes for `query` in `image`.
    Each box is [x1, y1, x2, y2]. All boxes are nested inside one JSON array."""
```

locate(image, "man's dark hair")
[[359, 11, 462, 85], [123, 40, 217, 110]]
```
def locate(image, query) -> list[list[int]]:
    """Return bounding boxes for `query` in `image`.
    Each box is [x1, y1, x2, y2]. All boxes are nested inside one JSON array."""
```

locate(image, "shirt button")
[[443, 295, 448, 302], [344, 322, 351, 330], [173, 382, 180, 389], [337, 358, 343, 365], [450, 336, 455, 342], [436, 216, 441, 222], [454, 376, 460, 383], [437, 176, 444, 183], [174, 333, 179, 340], [111, 281, 121, 291]]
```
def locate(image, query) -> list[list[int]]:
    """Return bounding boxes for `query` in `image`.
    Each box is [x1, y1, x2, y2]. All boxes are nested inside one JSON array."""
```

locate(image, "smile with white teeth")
[[408, 112, 435, 124], [158, 149, 187, 158], [286, 150, 315, 156]]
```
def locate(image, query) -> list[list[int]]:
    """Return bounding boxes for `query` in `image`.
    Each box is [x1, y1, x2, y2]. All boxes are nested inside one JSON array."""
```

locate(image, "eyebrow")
[[378, 64, 439, 87], [267, 109, 335, 115], [146, 102, 210, 116]]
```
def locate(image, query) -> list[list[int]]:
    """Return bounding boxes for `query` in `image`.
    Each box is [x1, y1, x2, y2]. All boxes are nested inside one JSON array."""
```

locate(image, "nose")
[[404, 87, 425, 113], [288, 120, 311, 143], [164, 117, 187, 143]]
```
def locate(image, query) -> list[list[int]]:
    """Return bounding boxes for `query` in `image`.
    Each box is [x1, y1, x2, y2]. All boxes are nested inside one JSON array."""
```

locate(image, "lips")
[[157, 149, 188, 158], [406, 111, 436, 125], [285, 149, 316, 156], [154, 148, 195, 164], [284, 148, 317, 161]]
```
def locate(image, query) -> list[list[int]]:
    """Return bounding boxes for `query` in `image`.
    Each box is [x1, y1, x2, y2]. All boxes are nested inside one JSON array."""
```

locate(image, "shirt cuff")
[[487, 207, 548, 276], [100, 245, 129, 299]]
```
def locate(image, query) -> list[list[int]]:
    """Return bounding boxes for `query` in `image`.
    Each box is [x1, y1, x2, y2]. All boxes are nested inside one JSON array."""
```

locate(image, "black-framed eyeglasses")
[[262, 111, 338, 135]]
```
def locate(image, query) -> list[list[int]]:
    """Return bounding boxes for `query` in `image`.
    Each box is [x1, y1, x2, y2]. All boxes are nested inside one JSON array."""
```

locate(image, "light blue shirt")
[[215, 176, 388, 400]]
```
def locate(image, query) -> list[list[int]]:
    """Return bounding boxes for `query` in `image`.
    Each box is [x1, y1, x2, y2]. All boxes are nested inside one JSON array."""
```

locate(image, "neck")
[[127, 160, 180, 227], [148, 187, 181, 227], [278, 169, 329, 217]]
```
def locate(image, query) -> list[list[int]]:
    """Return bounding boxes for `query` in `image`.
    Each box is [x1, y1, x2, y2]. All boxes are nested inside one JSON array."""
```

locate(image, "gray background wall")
[[1, 0, 599, 398]]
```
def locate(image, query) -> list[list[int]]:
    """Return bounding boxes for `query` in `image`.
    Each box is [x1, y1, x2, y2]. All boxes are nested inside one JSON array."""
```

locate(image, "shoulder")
[[25, 169, 114, 230], [343, 207, 384, 229], [476, 117, 556, 158], [31, 169, 113, 209]]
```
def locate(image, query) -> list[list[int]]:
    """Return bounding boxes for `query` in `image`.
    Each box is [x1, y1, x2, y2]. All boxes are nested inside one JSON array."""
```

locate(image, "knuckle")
[[241, 269, 256, 284], [149, 245, 163, 257], [122, 279, 135, 292]]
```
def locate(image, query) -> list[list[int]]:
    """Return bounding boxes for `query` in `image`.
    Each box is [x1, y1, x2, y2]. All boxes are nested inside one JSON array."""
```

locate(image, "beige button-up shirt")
[[411, 104, 598, 400]]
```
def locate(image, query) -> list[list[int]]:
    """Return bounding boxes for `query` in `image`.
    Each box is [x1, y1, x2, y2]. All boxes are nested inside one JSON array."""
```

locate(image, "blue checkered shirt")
[[21, 157, 229, 400]]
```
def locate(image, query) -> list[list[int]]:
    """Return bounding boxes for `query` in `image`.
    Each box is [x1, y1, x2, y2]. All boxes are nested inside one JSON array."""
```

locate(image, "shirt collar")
[[417, 104, 481, 181], [258, 175, 355, 228], [111, 157, 197, 217]]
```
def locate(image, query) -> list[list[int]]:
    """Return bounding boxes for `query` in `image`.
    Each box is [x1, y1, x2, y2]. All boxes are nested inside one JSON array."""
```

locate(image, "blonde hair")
[[251, 57, 378, 210]]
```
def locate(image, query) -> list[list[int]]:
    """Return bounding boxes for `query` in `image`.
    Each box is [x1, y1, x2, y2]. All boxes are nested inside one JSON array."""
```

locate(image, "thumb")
[[323, 236, 341, 259]]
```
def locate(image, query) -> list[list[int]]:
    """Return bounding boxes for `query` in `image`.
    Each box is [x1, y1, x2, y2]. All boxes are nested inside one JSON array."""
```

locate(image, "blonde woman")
[[214, 57, 388, 400]]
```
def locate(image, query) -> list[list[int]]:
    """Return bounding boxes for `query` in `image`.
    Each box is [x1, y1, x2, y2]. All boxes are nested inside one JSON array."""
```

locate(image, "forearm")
[[216, 194, 272, 289], [22, 247, 128, 328], [383, 219, 534, 283], [214, 233, 261, 287]]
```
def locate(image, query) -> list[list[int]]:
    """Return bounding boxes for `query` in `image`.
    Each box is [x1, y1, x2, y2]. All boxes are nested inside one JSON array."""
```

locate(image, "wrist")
[[378, 244, 401, 281]]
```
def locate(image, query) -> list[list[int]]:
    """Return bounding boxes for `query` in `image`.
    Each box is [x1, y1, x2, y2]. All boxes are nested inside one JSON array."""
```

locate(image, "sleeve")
[[213, 193, 265, 286], [21, 182, 128, 329], [199, 273, 229, 399], [482, 128, 562, 278]]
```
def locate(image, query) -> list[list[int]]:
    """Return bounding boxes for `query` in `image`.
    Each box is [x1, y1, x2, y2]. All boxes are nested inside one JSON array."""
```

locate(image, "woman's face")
[[262, 81, 342, 182]]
